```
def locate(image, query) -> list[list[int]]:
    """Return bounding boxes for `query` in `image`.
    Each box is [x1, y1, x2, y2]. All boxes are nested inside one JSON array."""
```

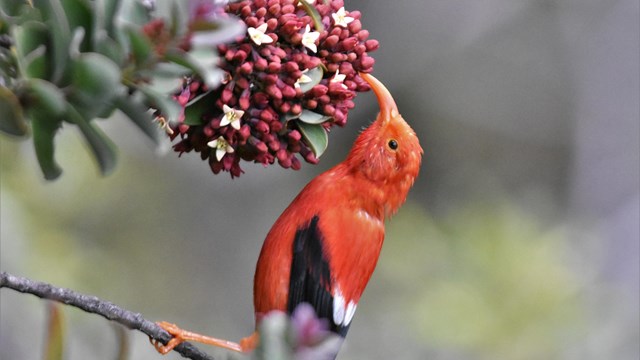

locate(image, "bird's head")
[[345, 73, 423, 215]]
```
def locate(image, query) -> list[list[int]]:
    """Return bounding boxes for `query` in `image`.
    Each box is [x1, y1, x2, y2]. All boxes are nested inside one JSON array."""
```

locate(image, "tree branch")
[[0, 271, 215, 360]]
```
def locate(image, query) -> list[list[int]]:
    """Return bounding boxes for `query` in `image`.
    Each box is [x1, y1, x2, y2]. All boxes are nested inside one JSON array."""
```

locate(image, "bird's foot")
[[150, 321, 255, 355]]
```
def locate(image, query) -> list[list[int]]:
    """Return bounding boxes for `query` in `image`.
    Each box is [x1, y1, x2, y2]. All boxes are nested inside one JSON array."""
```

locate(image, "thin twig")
[[0, 271, 215, 360]]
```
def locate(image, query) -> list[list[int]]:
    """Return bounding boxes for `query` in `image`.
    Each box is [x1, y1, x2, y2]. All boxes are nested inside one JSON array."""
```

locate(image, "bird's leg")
[[150, 321, 259, 354]]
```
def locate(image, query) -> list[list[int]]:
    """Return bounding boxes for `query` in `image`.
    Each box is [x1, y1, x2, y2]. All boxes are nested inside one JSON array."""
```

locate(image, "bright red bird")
[[153, 73, 423, 357]]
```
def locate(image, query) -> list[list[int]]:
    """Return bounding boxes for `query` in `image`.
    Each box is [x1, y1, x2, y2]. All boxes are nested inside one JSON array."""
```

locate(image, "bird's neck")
[[328, 163, 406, 222]]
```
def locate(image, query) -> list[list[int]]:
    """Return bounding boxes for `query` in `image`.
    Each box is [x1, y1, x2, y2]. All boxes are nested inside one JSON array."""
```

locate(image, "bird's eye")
[[388, 139, 398, 150]]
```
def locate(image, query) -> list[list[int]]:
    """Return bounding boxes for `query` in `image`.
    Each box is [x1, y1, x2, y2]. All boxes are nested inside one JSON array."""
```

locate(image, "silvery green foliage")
[[0, 0, 243, 179]]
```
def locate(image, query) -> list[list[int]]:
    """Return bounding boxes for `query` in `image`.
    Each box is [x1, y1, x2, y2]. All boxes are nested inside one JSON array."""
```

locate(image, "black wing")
[[287, 215, 350, 336]]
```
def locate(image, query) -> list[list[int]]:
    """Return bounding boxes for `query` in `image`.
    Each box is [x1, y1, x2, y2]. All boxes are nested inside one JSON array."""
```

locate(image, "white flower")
[[331, 7, 354, 28], [248, 23, 273, 46], [297, 0, 315, 6], [330, 69, 347, 89], [301, 25, 320, 53], [294, 69, 313, 89], [220, 104, 244, 130], [207, 136, 235, 161]]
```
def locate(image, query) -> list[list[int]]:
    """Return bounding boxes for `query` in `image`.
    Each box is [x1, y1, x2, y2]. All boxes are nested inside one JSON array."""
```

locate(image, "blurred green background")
[[1, 0, 638, 359]]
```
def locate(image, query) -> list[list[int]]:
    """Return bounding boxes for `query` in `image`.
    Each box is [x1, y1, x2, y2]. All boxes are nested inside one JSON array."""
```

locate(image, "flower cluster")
[[169, 0, 378, 177]]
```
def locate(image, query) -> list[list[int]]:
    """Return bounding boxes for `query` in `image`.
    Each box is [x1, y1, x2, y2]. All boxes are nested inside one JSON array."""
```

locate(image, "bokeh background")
[[1, 0, 638, 359]]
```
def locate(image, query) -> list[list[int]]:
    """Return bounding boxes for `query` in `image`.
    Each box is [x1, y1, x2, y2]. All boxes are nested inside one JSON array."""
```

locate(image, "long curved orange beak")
[[359, 72, 399, 124]]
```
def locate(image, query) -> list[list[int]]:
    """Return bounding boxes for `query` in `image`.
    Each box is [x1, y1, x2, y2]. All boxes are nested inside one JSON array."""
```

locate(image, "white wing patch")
[[357, 209, 383, 228], [333, 286, 358, 327]]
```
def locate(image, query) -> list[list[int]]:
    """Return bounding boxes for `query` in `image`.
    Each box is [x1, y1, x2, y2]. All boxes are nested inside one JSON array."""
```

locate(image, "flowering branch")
[[0, 271, 215, 360]]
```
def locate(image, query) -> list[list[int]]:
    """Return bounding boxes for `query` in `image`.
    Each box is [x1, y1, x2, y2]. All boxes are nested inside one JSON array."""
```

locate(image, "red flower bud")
[[240, 5, 252, 17], [268, 4, 280, 15], [255, 58, 268, 71], [245, 16, 258, 28], [282, 85, 296, 99], [284, 61, 299, 73], [260, 109, 275, 122], [233, 49, 248, 63], [318, 95, 330, 104], [221, 88, 233, 103], [291, 156, 301, 170], [256, 140, 268, 153], [359, 55, 375, 69], [348, 19, 362, 33], [304, 150, 318, 164], [323, 104, 336, 116], [270, 120, 283, 133], [266, 85, 282, 99], [266, 18, 278, 30], [324, 35, 340, 48], [268, 62, 281, 73], [239, 124, 251, 140], [365, 39, 379, 52], [331, 52, 346, 63], [281, 4, 295, 14], [356, 30, 369, 41], [288, 129, 301, 142], [341, 37, 358, 51], [236, 77, 250, 89], [239, 61, 253, 74], [305, 99, 318, 109], [290, 33, 302, 44], [291, 103, 302, 115], [279, 102, 290, 113], [269, 140, 280, 151], [311, 84, 328, 97], [256, 120, 270, 134]]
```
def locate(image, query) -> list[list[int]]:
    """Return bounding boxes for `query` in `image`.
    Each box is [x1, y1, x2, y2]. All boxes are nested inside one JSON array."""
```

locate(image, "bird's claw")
[[150, 321, 187, 355]]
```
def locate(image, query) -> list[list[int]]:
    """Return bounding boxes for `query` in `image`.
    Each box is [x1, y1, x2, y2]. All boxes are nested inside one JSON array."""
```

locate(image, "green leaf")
[[33, 0, 71, 82], [298, 66, 323, 94], [0, 86, 27, 136], [190, 17, 246, 47], [183, 91, 215, 126], [297, 122, 328, 158], [138, 85, 181, 123], [28, 79, 66, 117], [298, 109, 332, 124], [0, 0, 29, 16], [164, 48, 222, 89], [44, 302, 65, 360], [60, 0, 93, 52], [94, 34, 125, 65], [125, 26, 153, 67], [151, 61, 191, 78], [66, 103, 118, 176], [149, 74, 184, 96], [115, 94, 160, 145], [298, 1, 324, 32], [168, 1, 185, 38], [69, 52, 123, 118], [31, 109, 63, 180], [118, 0, 152, 26], [102, 0, 122, 39], [12, 20, 51, 79]]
